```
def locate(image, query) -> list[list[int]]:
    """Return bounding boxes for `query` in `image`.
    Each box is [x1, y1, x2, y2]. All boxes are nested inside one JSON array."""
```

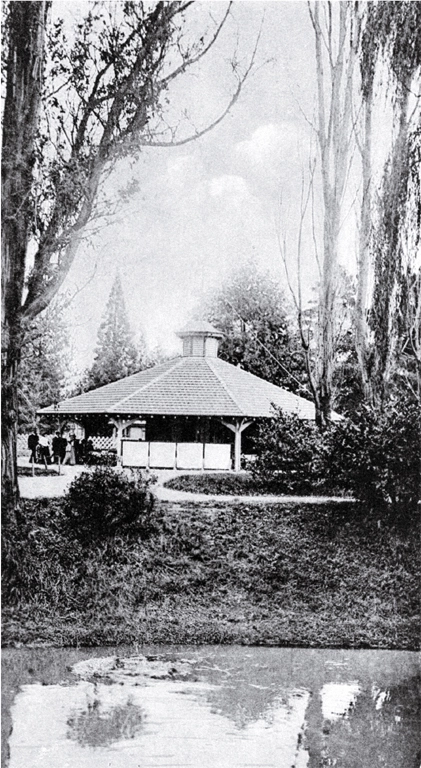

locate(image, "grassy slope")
[[2, 498, 419, 649]]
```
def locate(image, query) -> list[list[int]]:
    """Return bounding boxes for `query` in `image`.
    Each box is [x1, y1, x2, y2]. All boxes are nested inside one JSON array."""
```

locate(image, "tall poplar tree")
[[358, 1, 421, 404], [308, 1, 360, 428], [84, 274, 141, 390]]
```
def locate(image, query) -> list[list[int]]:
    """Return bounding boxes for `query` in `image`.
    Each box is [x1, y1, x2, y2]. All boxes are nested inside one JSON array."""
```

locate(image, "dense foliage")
[[17, 303, 70, 433], [249, 411, 324, 494], [2, 497, 419, 649], [248, 403, 420, 520], [62, 467, 155, 540], [203, 261, 308, 393], [322, 400, 421, 518]]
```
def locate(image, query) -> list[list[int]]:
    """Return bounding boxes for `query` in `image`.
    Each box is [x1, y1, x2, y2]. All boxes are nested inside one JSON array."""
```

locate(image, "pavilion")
[[38, 322, 327, 471]]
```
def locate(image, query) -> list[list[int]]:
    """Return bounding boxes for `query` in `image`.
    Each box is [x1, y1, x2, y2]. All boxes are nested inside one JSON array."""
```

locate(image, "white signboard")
[[204, 443, 231, 470], [149, 442, 176, 468], [121, 440, 149, 468], [177, 443, 203, 470]]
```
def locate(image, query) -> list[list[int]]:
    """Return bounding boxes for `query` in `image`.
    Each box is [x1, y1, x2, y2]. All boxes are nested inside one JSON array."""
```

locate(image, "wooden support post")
[[220, 418, 253, 472], [109, 417, 140, 464], [234, 421, 242, 472]]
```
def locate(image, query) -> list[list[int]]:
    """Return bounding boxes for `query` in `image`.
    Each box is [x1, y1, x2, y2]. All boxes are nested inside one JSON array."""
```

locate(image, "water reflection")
[[3, 646, 420, 768], [304, 674, 421, 768], [67, 695, 144, 748]]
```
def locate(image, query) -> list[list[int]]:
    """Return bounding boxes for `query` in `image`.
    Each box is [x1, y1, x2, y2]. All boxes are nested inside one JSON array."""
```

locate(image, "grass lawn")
[[164, 472, 267, 495], [2, 497, 419, 649]]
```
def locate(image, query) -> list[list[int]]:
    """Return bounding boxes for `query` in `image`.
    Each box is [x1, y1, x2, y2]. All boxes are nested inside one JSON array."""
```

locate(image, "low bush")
[[63, 467, 155, 540], [84, 449, 118, 466], [321, 399, 421, 519], [249, 410, 324, 494]]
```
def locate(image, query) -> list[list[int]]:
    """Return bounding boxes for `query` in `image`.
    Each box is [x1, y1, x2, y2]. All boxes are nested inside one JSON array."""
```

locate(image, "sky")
[[58, 1, 351, 373]]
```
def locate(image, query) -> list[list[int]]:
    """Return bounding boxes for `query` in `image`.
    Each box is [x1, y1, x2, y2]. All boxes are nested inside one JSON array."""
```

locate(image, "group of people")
[[27, 431, 94, 466]]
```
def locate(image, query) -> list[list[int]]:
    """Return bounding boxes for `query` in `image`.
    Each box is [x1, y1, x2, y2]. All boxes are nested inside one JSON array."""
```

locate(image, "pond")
[[2, 645, 420, 767]]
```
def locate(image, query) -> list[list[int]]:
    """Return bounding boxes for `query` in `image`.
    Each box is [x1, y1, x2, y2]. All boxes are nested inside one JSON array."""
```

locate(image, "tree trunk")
[[1, 1, 50, 519], [309, 2, 358, 428], [355, 87, 373, 403], [371, 82, 410, 404], [1, 313, 21, 520]]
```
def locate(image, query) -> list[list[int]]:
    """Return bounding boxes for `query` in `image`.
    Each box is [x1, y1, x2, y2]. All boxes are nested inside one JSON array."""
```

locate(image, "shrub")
[[84, 449, 117, 466], [63, 467, 155, 540], [249, 409, 324, 494], [321, 399, 421, 518]]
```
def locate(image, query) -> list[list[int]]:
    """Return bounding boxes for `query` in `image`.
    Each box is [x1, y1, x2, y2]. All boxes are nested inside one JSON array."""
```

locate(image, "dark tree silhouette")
[[83, 274, 142, 390]]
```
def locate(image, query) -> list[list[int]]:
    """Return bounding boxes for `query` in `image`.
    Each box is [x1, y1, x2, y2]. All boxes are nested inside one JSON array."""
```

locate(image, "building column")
[[220, 418, 253, 472], [109, 417, 139, 462]]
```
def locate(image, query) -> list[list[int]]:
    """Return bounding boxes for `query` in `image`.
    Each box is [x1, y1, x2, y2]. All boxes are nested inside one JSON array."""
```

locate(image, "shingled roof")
[[39, 355, 318, 420], [39, 321, 343, 422]]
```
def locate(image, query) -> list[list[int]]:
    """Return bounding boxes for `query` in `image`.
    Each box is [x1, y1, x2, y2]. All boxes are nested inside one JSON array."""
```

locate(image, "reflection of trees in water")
[[67, 696, 144, 748], [195, 654, 295, 729], [206, 682, 290, 729], [304, 674, 421, 768]]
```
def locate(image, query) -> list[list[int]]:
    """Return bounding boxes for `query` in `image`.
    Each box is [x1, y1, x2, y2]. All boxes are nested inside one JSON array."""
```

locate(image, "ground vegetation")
[[2, 472, 419, 650]]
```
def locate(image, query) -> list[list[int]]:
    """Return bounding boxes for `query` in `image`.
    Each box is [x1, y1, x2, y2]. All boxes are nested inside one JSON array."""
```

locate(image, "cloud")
[[166, 154, 201, 191], [235, 123, 285, 166], [208, 174, 251, 204], [236, 122, 311, 171]]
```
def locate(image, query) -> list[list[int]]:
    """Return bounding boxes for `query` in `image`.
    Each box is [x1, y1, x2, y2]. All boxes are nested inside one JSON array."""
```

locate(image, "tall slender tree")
[[308, 1, 360, 427], [358, 1, 421, 404], [84, 274, 141, 390]]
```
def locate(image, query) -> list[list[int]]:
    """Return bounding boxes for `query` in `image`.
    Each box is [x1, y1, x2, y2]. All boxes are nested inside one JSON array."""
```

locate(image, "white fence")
[[121, 441, 232, 471], [91, 436, 115, 451]]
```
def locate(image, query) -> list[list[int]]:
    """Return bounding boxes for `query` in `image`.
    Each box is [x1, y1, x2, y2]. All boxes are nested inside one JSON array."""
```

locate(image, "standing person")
[[69, 433, 76, 465], [62, 435, 71, 465], [59, 433, 67, 463], [62, 433, 76, 466], [52, 432, 62, 464], [38, 434, 51, 468], [28, 430, 38, 463]]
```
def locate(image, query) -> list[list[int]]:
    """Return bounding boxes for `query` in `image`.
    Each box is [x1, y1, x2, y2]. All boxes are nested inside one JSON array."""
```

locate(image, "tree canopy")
[[17, 302, 70, 433], [203, 261, 308, 394]]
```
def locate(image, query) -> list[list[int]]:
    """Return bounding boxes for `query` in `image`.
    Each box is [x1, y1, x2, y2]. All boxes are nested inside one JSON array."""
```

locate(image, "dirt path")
[[17, 460, 352, 504], [153, 483, 352, 504]]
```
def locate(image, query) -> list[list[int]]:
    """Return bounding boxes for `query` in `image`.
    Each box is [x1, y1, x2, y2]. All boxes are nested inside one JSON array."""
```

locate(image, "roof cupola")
[[177, 321, 224, 358]]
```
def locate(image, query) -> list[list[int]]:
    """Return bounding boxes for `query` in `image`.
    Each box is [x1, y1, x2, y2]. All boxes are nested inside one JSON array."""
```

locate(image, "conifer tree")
[[85, 274, 141, 390], [17, 303, 70, 432]]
